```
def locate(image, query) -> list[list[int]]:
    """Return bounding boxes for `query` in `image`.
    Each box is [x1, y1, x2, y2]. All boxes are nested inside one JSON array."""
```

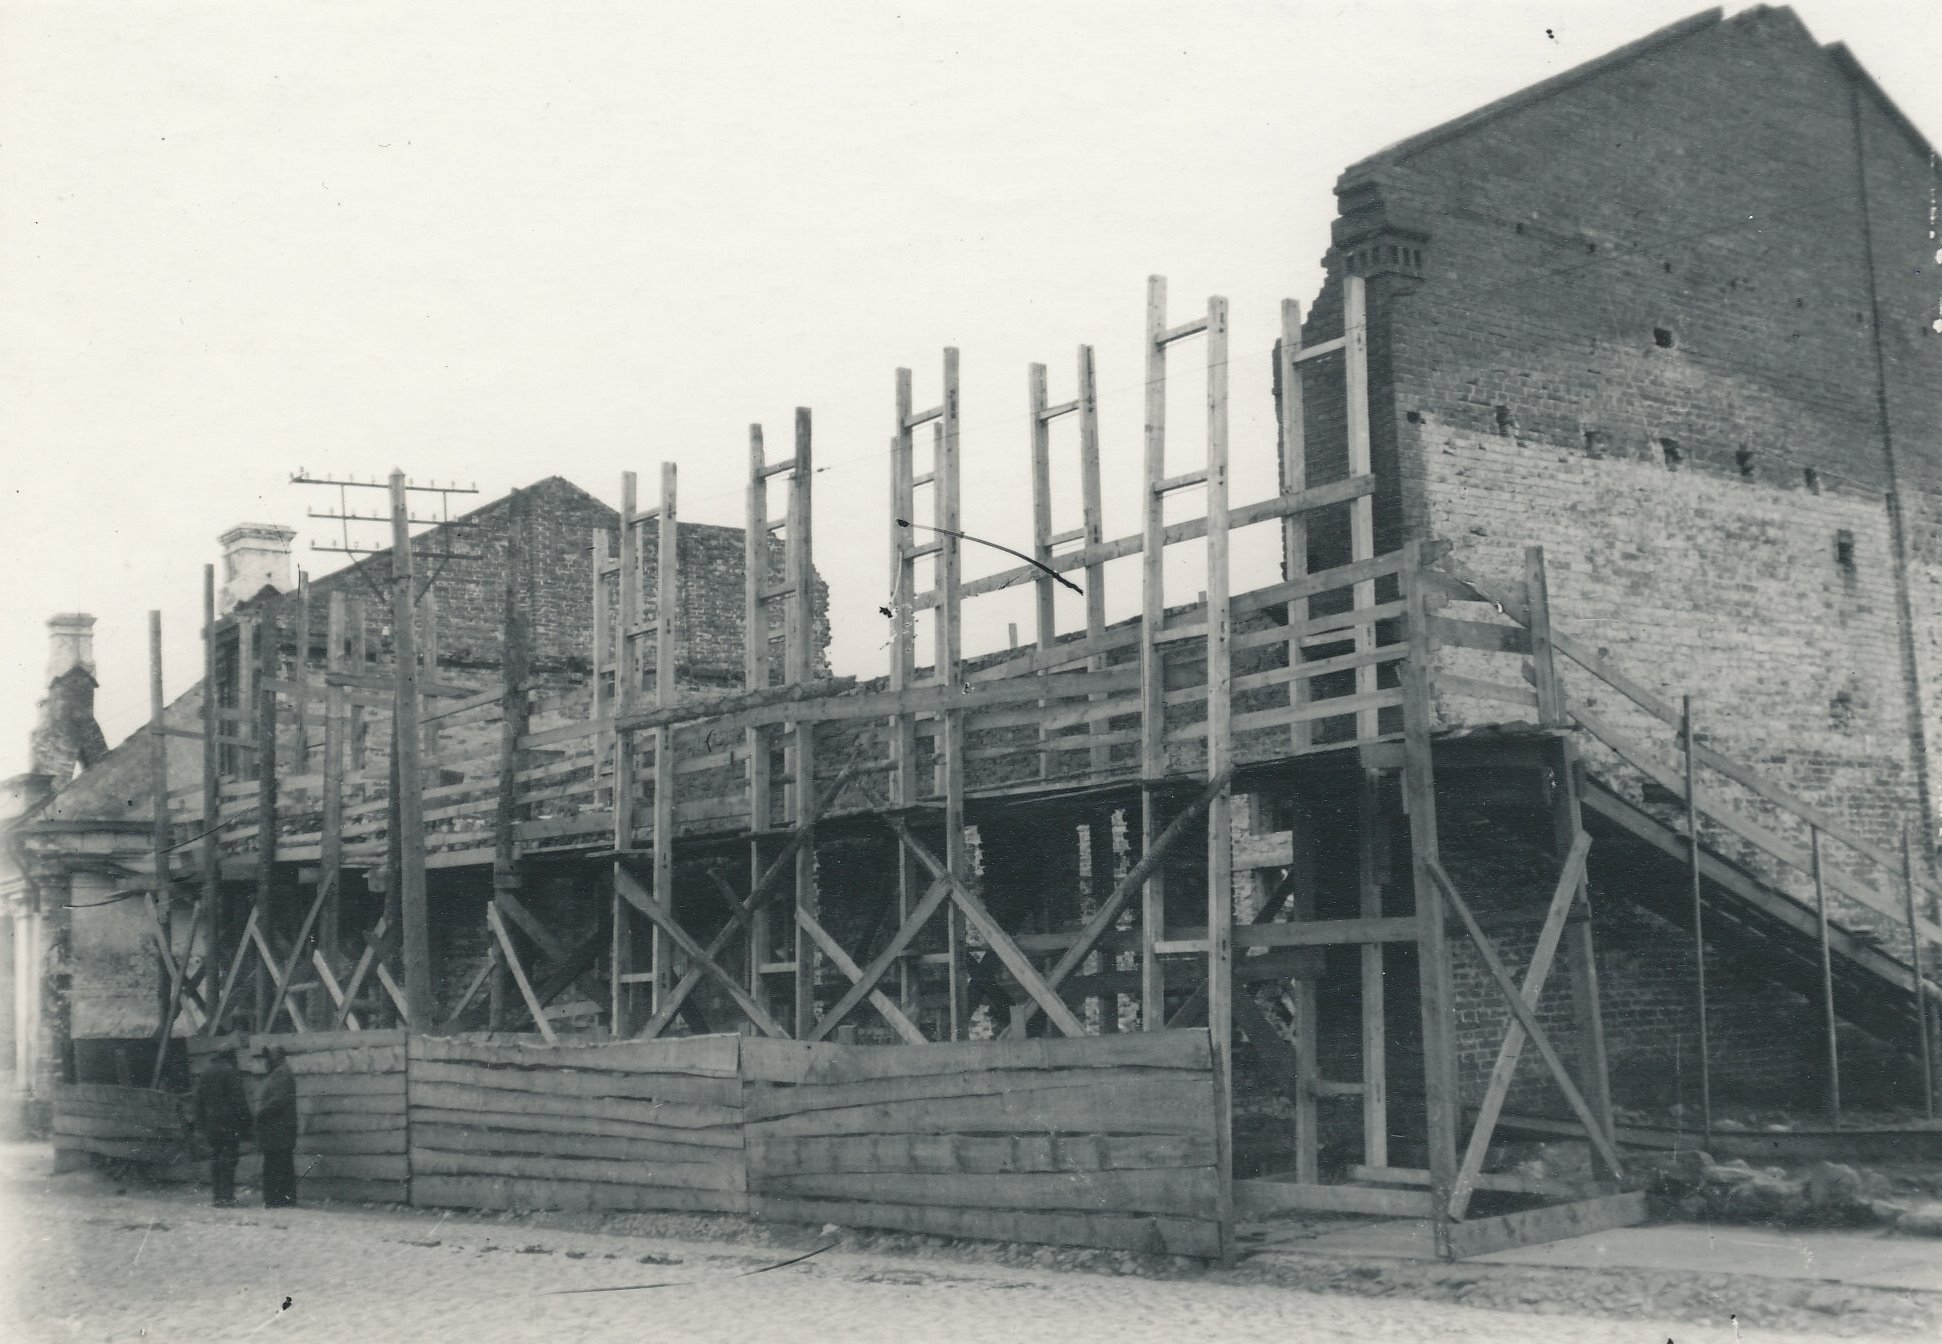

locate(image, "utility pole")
[[294, 470, 479, 1027]]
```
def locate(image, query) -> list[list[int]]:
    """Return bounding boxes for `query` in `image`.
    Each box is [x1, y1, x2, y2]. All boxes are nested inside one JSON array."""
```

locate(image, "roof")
[[1341, 6, 1935, 186]]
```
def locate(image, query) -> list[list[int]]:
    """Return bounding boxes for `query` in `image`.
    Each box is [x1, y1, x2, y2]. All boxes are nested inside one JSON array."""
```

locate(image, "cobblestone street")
[[0, 1149, 1921, 1344]]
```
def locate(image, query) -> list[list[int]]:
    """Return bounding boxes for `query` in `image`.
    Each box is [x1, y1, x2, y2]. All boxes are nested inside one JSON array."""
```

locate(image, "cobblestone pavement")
[[0, 1155, 1919, 1344]]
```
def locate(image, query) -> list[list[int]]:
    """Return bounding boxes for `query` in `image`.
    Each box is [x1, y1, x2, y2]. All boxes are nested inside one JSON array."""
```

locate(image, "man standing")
[[192, 1046, 250, 1208], [255, 1045, 300, 1209]]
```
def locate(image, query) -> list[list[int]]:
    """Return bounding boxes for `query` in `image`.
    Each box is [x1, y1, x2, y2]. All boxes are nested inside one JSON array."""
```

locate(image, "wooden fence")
[[741, 1031, 1221, 1257], [405, 1033, 748, 1215], [51, 1083, 188, 1168]]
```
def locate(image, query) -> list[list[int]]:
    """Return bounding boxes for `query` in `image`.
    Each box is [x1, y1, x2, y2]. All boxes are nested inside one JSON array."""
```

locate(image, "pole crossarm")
[[887, 817, 1087, 1038], [1448, 830, 1593, 1220], [1427, 858, 1624, 1183], [614, 868, 790, 1039], [1006, 767, 1234, 1037]]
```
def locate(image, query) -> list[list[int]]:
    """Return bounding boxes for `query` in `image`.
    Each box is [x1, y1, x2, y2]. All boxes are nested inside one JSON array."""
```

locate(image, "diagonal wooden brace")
[[248, 920, 309, 1033], [310, 949, 362, 1031], [615, 868, 789, 1038], [1429, 857, 1623, 1183], [488, 902, 556, 1044], [143, 891, 209, 1020], [1006, 767, 1233, 1036], [266, 876, 336, 1032], [796, 908, 927, 1045], [206, 906, 262, 1034], [495, 889, 569, 964], [889, 817, 1086, 1038], [807, 873, 954, 1042], [1449, 831, 1591, 1219], [438, 945, 501, 1031], [335, 916, 394, 1030], [638, 754, 865, 1039]]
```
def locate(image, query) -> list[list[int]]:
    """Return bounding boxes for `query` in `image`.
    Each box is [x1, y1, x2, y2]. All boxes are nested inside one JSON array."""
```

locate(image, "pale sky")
[[4, 0, 1938, 772]]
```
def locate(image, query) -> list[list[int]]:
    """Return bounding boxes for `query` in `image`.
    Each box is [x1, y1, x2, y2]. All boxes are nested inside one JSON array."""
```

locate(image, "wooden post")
[[1344, 274, 1379, 741], [1683, 694, 1712, 1145], [253, 605, 278, 1030], [1203, 294, 1236, 1264], [1357, 771, 1389, 1168], [1401, 540, 1458, 1260], [1811, 827, 1840, 1127], [236, 613, 257, 780], [420, 582, 441, 762], [294, 574, 312, 768], [746, 426, 775, 1015], [1029, 362, 1056, 782], [1078, 345, 1109, 776], [1276, 298, 1311, 752], [937, 364, 968, 1041], [1139, 274, 1169, 1028], [146, 611, 175, 1075], [491, 490, 531, 1036], [889, 390, 919, 1023], [653, 462, 680, 1019], [347, 600, 368, 771], [788, 412, 817, 1038], [321, 592, 346, 966], [200, 566, 223, 1033], [612, 472, 640, 1035], [1903, 826, 1937, 1120], [389, 469, 433, 1026], [1288, 797, 1321, 1185]]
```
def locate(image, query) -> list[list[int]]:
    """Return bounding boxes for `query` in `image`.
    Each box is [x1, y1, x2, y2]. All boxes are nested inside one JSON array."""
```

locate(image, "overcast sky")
[[4, 0, 1938, 772]]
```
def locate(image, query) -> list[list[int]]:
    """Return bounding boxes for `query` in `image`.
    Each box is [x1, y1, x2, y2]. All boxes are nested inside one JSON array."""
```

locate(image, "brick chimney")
[[30, 613, 108, 782], [219, 523, 296, 615]]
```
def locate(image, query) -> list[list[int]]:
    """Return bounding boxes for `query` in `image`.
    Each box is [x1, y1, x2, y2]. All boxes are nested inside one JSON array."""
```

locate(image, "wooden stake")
[[788, 414, 818, 1038], [491, 489, 531, 1034], [1139, 275, 1169, 1028], [653, 462, 680, 1017], [1203, 293, 1236, 1265]]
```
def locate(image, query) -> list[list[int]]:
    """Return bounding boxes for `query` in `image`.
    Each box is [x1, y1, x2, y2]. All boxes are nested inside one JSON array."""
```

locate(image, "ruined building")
[[9, 6, 1938, 1261]]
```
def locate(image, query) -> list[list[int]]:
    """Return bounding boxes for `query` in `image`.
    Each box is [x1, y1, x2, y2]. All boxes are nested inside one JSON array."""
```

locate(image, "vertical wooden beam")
[[1357, 771, 1390, 1167], [592, 527, 613, 776], [1288, 797, 1321, 1186], [938, 361, 969, 1041], [1140, 274, 1169, 1028], [294, 574, 312, 768], [200, 566, 222, 1033], [1528, 546, 1616, 1174], [491, 491, 531, 1036], [1078, 345, 1109, 777], [1203, 294, 1236, 1264], [389, 469, 433, 1026], [420, 581, 441, 763], [1811, 827, 1840, 1127], [1030, 362, 1055, 783], [253, 603, 279, 1029], [747, 425, 775, 1014], [147, 611, 177, 1077], [1277, 299, 1311, 753], [236, 613, 257, 779], [1683, 693, 1712, 1146], [1344, 275, 1379, 742], [652, 462, 680, 1018], [890, 383, 920, 1022], [347, 599, 368, 771], [612, 472, 640, 1036], [789, 412, 817, 1038], [1904, 826, 1937, 1120], [1401, 540, 1458, 1260], [320, 593, 345, 975]]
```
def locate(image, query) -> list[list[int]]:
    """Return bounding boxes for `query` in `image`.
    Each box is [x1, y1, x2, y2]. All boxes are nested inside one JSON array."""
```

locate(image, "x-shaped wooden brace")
[[143, 889, 209, 1028], [487, 900, 559, 1044], [1427, 853, 1624, 1197], [333, 916, 408, 1029], [263, 874, 340, 1032], [1007, 768, 1233, 1037], [615, 867, 789, 1038], [1448, 830, 1593, 1218], [635, 751, 867, 1040], [845, 816, 1087, 1039]]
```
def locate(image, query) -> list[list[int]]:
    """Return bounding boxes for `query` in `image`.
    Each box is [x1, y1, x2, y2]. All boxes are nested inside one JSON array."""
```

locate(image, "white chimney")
[[46, 612, 95, 683], [219, 523, 297, 614]]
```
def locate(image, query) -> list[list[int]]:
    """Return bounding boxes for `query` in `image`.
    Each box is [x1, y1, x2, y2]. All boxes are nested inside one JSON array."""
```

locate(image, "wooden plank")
[[1434, 673, 1539, 710], [406, 1060, 741, 1107], [1233, 1179, 1432, 1218], [753, 1167, 1215, 1218], [412, 1174, 748, 1216], [743, 1065, 1202, 1122], [411, 1146, 743, 1192], [407, 1080, 741, 1132], [1347, 1165, 1578, 1199], [744, 1076, 1213, 1140], [750, 1131, 1213, 1176], [408, 1106, 743, 1149], [1429, 616, 1531, 655], [412, 1124, 740, 1168], [749, 1194, 1220, 1259], [738, 1030, 1211, 1085], [1446, 1191, 1648, 1259], [410, 1032, 741, 1076]]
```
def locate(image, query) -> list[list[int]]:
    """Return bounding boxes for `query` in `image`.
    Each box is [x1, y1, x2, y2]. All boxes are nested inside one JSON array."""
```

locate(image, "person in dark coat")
[[192, 1047, 251, 1207], [255, 1045, 300, 1208]]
